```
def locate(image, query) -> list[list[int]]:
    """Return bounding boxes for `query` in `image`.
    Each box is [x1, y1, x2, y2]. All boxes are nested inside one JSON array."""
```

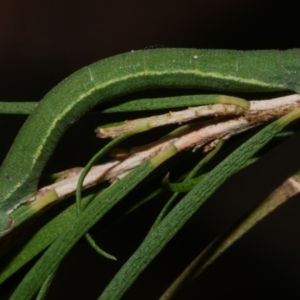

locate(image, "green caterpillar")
[[1, 48, 300, 231]]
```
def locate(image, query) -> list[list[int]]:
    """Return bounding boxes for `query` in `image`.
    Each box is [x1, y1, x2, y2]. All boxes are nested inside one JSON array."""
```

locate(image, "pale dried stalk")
[[96, 104, 245, 138], [37, 94, 300, 202]]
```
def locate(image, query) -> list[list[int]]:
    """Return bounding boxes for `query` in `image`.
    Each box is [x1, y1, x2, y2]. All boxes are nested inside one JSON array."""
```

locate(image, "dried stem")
[[33, 94, 300, 208]]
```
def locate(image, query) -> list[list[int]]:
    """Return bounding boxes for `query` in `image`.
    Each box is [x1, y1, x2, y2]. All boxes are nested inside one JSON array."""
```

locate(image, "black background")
[[1, 1, 300, 299]]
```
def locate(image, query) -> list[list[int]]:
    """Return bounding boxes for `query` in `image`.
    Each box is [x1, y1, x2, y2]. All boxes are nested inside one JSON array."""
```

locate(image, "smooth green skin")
[[3, 50, 299, 299], [1, 48, 300, 231]]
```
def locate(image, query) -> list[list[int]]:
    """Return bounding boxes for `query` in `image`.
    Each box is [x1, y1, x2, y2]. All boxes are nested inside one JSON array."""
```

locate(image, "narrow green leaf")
[[98, 108, 300, 300], [9, 145, 177, 300]]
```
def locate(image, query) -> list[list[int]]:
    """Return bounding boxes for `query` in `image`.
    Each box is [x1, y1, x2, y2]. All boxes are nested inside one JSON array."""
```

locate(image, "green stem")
[[159, 172, 300, 299], [98, 108, 300, 300]]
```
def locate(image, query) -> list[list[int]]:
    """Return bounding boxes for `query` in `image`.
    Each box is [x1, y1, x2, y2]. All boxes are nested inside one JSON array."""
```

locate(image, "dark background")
[[1, 1, 300, 299]]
